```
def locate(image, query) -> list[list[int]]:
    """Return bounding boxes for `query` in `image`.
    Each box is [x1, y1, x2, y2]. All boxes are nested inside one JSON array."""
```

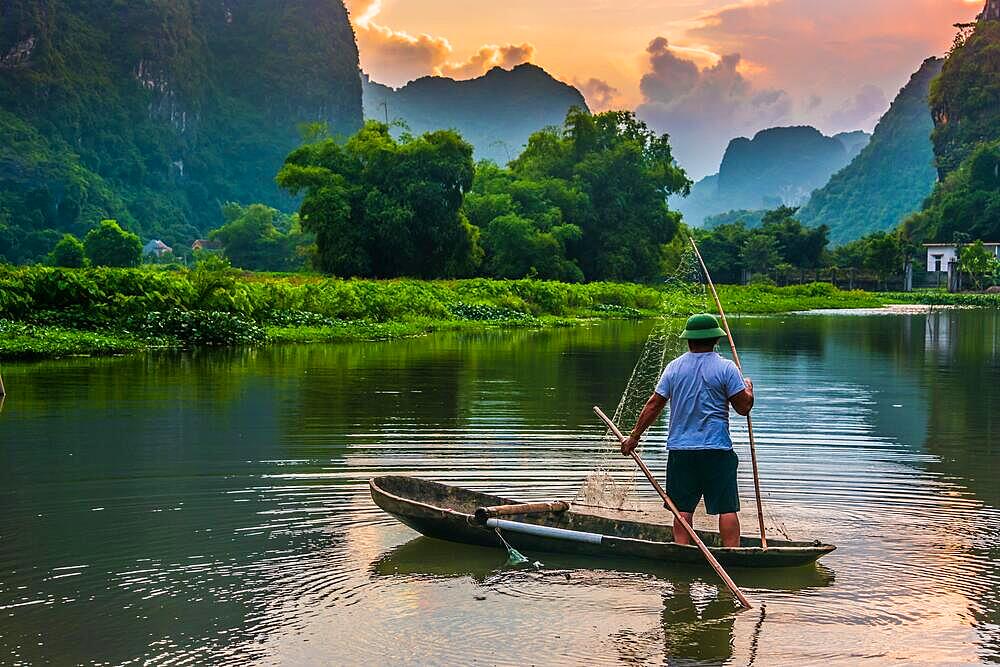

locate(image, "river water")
[[1, 309, 998, 665]]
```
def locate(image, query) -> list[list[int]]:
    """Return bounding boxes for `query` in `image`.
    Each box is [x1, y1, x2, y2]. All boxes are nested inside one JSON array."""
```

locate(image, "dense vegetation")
[[0, 264, 660, 358], [11, 263, 984, 359], [798, 58, 942, 244], [692, 202, 1000, 290], [808, 18, 1000, 266], [899, 20, 1000, 244], [692, 207, 829, 284], [930, 22, 1000, 178], [704, 209, 766, 230], [277, 121, 479, 278], [208, 203, 313, 272], [902, 141, 1000, 243], [277, 109, 692, 283], [674, 126, 865, 227], [362, 64, 587, 165], [0, 0, 362, 264], [465, 162, 586, 282]]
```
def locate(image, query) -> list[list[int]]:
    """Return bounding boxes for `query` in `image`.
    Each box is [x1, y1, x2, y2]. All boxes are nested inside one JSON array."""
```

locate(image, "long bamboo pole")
[[594, 406, 752, 609], [688, 236, 768, 549]]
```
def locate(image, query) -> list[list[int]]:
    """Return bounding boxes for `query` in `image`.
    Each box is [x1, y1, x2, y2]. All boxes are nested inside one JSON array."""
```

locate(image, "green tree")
[[511, 108, 690, 282], [692, 222, 750, 284], [741, 233, 780, 280], [903, 140, 1000, 244], [759, 206, 829, 270], [831, 238, 868, 281], [864, 232, 904, 290], [693, 205, 830, 285], [209, 202, 311, 272], [464, 161, 584, 281], [49, 233, 86, 268], [83, 219, 142, 268], [277, 122, 480, 278], [480, 214, 583, 281], [959, 240, 1000, 290]]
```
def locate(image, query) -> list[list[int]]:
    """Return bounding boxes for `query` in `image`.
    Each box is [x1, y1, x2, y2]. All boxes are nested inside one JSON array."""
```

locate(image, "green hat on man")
[[679, 313, 727, 340]]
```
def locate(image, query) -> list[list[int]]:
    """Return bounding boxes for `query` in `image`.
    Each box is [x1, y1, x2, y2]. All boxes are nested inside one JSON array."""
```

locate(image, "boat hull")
[[370, 475, 835, 569]]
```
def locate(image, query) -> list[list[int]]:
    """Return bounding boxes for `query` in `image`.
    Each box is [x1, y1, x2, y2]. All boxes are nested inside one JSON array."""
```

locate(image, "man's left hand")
[[620, 435, 639, 456]]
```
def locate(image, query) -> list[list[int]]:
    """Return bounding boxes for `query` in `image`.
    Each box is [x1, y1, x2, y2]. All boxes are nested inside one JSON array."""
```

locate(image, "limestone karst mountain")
[[798, 58, 943, 244], [674, 126, 868, 227], [0, 0, 363, 262], [362, 64, 588, 165]]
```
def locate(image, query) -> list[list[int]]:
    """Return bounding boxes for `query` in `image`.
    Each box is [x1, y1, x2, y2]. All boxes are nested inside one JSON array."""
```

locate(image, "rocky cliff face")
[[362, 64, 588, 164], [980, 0, 1000, 21], [0, 0, 362, 261], [930, 15, 1000, 179]]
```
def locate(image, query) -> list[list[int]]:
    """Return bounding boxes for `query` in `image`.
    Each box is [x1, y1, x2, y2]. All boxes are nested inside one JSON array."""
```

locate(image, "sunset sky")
[[345, 0, 986, 177]]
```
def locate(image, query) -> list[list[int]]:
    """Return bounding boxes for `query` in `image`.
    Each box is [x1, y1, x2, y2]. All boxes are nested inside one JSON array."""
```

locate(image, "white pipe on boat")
[[485, 518, 604, 545]]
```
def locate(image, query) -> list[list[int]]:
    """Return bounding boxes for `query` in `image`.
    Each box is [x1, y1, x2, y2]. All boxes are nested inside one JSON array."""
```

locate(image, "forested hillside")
[[0, 0, 363, 264], [674, 126, 866, 227], [798, 58, 942, 245], [361, 64, 587, 165], [835, 131, 872, 161], [930, 21, 1000, 177], [904, 18, 1000, 243]]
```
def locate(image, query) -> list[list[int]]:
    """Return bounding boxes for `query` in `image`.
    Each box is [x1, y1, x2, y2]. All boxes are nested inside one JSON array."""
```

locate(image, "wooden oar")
[[473, 501, 569, 524], [688, 235, 768, 550], [593, 406, 752, 610]]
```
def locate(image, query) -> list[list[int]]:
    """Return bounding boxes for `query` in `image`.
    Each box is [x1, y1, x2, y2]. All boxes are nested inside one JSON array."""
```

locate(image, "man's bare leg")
[[719, 512, 741, 547], [673, 511, 695, 545]]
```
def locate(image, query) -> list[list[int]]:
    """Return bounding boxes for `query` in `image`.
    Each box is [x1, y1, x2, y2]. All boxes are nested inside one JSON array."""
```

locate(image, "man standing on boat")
[[619, 314, 754, 548]]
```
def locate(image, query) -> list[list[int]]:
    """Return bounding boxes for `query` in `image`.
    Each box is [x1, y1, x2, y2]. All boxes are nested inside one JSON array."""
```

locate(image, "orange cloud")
[[347, 0, 452, 85], [574, 77, 623, 111], [347, 0, 536, 85], [684, 0, 978, 90], [436, 43, 536, 79]]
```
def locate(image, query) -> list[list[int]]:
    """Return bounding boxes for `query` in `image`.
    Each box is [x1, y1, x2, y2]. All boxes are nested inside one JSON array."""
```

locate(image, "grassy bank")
[[1, 266, 996, 359]]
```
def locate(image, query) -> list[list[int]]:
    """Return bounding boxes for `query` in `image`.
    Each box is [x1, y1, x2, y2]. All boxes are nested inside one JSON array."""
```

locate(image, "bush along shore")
[[1, 265, 997, 359]]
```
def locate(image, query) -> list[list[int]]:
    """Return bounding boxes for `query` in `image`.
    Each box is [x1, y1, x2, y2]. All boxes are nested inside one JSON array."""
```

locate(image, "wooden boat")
[[371, 475, 836, 569]]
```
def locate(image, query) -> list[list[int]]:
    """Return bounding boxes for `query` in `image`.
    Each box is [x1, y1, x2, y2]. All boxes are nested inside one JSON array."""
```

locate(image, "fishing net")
[[573, 240, 792, 540], [573, 245, 707, 510], [495, 527, 543, 568]]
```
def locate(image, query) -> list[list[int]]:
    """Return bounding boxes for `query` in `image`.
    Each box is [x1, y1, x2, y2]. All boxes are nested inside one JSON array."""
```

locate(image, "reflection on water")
[[0, 311, 998, 665]]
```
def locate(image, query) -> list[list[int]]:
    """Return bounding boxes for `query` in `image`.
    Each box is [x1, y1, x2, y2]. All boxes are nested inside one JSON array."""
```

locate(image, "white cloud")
[[826, 84, 888, 131], [636, 37, 791, 178]]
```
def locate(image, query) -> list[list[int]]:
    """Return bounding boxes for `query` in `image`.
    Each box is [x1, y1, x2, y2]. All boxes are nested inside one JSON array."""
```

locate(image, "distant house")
[[142, 239, 173, 258], [924, 242, 1000, 272], [924, 242, 1000, 290], [191, 239, 223, 252]]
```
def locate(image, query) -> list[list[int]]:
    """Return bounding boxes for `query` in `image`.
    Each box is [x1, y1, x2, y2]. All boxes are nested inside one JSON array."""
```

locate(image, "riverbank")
[[1, 266, 996, 359]]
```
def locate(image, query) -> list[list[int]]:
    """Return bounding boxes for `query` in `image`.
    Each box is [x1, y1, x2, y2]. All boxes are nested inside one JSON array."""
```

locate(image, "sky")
[[345, 0, 986, 178]]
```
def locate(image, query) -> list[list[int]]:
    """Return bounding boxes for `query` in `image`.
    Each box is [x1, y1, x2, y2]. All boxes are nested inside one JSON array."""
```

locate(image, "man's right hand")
[[620, 435, 639, 456], [730, 377, 755, 415]]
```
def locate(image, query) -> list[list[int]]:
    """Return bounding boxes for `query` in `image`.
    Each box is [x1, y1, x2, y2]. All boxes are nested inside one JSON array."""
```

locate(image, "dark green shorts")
[[665, 449, 740, 515]]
